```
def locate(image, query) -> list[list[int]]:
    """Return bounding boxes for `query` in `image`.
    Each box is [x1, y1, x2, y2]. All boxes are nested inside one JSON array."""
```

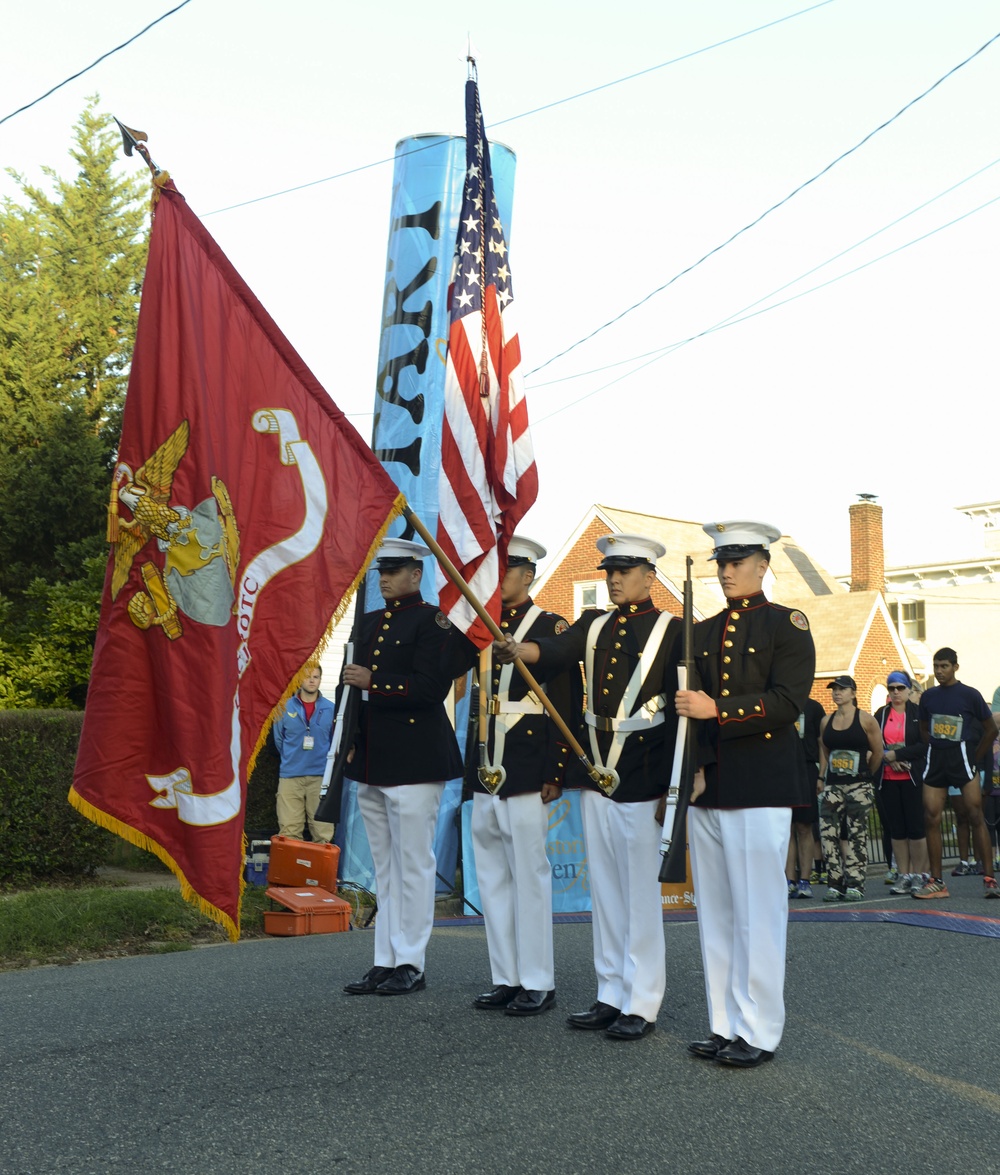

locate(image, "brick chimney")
[[849, 495, 885, 593]]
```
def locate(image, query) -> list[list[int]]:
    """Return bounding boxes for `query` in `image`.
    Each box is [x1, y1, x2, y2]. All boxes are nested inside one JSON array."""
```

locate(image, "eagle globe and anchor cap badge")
[[107, 419, 241, 640]]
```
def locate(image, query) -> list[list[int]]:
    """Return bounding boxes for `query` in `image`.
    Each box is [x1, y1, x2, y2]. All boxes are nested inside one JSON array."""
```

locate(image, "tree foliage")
[[0, 98, 150, 707]]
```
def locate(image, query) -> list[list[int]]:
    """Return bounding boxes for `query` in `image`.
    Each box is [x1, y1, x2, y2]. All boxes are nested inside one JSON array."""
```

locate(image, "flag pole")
[[114, 118, 162, 178], [403, 502, 617, 795]]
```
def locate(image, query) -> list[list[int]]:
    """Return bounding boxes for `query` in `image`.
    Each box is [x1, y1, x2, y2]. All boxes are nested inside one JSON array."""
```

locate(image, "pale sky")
[[3, 0, 998, 578]]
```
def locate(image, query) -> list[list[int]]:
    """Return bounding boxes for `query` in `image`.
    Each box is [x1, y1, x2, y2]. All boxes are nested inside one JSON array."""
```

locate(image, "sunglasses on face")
[[887, 685, 909, 692]]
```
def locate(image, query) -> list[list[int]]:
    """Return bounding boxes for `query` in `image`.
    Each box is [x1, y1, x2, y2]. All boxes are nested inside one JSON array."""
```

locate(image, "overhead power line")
[[526, 27, 1000, 379], [0, 1, 195, 128], [528, 154, 1000, 391], [531, 189, 1000, 424], [201, 0, 839, 217]]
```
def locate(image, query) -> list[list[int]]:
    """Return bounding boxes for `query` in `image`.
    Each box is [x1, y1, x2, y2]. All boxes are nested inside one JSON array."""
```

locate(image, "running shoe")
[[951, 861, 974, 876], [787, 880, 797, 898], [823, 886, 842, 902], [842, 887, 864, 902], [796, 880, 813, 899], [913, 878, 949, 899], [884, 868, 899, 885], [889, 874, 914, 895], [984, 876, 1000, 899]]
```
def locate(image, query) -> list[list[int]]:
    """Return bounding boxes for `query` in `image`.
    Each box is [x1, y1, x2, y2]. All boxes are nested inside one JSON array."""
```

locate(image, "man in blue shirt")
[[273, 664, 336, 843], [915, 648, 998, 899]]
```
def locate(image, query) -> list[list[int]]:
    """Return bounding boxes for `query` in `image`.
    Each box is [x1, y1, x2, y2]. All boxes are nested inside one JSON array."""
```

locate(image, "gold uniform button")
[[730, 612, 740, 620], [722, 673, 730, 681], [373, 650, 380, 657], [618, 628, 627, 636], [384, 611, 392, 619], [754, 705, 761, 712], [606, 673, 613, 680], [610, 657, 617, 664], [501, 621, 509, 629], [371, 665, 378, 672], [721, 689, 730, 697], [614, 642, 622, 650], [723, 656, 731, 664], [377, 636, 384, 643], [397, 685, 404, 691], [382, 624, 390, 631], [724, 640, 733, 648], [742, 598, 750, 606], [629, 604, 638, 613], [638, 735, 644, 743], [408, 718, 415, 724], [602, 689, 609, 695], [721, 711, 728, 719], [748, 647, 756, 653], [526, 729, 533, 736], [738, 708, 744, 716], [764, 732, 772, 739], [727, 625, 736, 633]]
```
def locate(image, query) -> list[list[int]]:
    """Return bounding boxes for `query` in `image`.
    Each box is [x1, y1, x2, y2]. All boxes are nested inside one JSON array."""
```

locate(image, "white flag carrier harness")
[[481, 605, 544, 778], [584, 610, 672, 786]]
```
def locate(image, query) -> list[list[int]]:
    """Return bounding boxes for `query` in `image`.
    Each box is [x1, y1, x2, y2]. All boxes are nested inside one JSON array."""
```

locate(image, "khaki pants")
[[276, 776, 334, 843]]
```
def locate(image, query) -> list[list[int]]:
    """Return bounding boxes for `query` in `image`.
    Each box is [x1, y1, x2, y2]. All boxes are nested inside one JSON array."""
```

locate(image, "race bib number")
[[829, 749, 861, 776], [930, 714, 963, 742]]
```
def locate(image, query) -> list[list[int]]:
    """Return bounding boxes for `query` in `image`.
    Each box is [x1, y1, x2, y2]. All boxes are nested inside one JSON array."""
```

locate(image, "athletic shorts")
[[792, 762, 820, 824], [923, 743, 978, 790]]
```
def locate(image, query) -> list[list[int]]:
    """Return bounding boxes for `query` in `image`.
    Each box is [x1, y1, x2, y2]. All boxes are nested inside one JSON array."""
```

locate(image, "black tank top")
[[823, 707, 870, 781]]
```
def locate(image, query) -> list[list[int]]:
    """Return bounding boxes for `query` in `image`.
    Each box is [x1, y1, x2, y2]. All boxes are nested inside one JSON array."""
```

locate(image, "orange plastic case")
[[264, 886, 351, 935], [266, 836, 339, 891]]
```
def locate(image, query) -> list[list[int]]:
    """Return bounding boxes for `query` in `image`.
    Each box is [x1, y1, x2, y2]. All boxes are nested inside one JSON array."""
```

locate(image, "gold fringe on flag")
[[67, 786, 244, 942]]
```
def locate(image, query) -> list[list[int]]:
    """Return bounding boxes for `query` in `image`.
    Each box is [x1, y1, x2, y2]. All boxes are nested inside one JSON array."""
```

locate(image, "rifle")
[[314, 591, 364, 826], [659, 556, 697, 883]]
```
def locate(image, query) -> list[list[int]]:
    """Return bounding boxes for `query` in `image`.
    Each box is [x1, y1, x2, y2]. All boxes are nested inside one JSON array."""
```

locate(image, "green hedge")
[[0, 710, 281, 884]]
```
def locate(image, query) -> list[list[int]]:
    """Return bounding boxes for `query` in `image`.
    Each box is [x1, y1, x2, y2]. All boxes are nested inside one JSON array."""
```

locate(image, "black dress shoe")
[[567, 1001, 621, 1030], [375, 965, 426, 995], [715, 1036, 774, 1068], [343, 966, 393, 995], [473, 984, 522, 1010], [687, 1033, 733, 1059], [505, 989, 556, 1017], [605, 1014, 655, 1040]]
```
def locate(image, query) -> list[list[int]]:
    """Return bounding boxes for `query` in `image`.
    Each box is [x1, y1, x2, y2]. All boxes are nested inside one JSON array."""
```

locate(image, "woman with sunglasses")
[[819, 676, 883, 900], [873, 672, 929, 894]]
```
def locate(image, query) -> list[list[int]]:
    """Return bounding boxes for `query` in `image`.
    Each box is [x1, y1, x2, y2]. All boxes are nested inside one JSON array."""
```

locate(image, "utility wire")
[[528, 154, 1000, 391], [0, 1, 195, 128], [201, 0, 838, 217], [526, 27, 1000, 378], [532, 190, 1000, 424]]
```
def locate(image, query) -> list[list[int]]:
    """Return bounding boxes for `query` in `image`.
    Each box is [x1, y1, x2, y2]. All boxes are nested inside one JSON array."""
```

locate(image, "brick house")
[[532, 503, 912, 715]]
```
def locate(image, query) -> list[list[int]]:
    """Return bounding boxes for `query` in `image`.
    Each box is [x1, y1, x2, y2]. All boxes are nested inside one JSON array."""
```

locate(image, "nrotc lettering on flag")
[[436, 75, 538, 648], [70, 172, 403, 940]]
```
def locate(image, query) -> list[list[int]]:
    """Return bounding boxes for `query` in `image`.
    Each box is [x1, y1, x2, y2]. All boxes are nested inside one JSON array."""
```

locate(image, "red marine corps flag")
[[70, 162, 403, 939], [436, 70, 538, 648]]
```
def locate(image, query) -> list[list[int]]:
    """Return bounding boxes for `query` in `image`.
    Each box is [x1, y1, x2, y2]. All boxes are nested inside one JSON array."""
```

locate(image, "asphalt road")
[[2, 875, 999, 1175]]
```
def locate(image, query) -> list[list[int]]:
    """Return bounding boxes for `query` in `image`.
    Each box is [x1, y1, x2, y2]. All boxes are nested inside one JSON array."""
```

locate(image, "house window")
[[889, 600, 925, 641], [574, 580, 609, 616]]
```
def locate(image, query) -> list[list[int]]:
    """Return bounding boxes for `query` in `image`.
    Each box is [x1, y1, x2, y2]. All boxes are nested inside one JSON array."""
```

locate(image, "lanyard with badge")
[[301, 698, 316, 751]]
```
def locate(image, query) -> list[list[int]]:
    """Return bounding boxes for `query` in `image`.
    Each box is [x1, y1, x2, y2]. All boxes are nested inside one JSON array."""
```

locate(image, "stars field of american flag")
[[436, 73, 538, 648]]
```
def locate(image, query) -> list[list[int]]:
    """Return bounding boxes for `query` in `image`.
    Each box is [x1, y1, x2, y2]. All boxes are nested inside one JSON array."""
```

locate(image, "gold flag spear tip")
[[114, 117, 162, 177]]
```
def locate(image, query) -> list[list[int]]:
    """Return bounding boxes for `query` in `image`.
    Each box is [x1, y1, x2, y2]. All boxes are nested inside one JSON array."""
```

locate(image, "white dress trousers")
[[688, 805, 792, 1052], [471, 790, 554, 991], [356, 781, 444, 972], [580, 789, 666, 1023]]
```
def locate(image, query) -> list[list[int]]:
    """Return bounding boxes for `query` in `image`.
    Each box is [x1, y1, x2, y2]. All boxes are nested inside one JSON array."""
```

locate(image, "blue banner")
[[337, 133, 516, 895]]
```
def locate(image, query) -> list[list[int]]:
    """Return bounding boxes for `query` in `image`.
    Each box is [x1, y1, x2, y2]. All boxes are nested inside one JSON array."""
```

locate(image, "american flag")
[[436, 76, 538, 648]]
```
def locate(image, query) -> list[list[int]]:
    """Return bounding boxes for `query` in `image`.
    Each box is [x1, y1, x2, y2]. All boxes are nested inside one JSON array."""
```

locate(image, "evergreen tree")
[[0, 98, 150, 707]]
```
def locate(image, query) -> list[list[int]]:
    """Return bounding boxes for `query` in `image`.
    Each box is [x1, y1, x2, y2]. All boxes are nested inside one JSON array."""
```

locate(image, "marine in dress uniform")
[[497, 534, 680, 1041], [470, 537, 579, 1018], [342, 539, 465, 997], [679, 521, 815, 1067]]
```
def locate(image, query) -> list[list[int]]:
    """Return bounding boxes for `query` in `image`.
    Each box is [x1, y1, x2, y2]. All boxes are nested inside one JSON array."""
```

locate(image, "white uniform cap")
[[507, 535, 547, 565], [703, 520, 781, 561], [595, 533, 666, 570], [376, 537, 431, 567]]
